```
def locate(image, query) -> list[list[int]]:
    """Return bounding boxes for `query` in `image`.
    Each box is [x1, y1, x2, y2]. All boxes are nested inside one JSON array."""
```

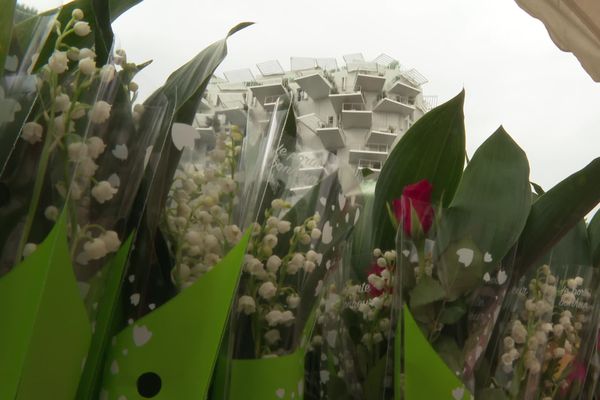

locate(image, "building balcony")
[[329, 92, 364, 114], [249, 83, 287, 105], [316, 126, 345, 150], [373, 97, 415, 115], [357, 159, 382, 173], [215, 101, 247, 127], [366, 129, 399, 146], [355, 73, 386, 92], [294, 73, 332, 100], [388, 80, 421, 97], [349, 146, 388, 163], [341, 103, 372, 129], [263, 95, 284, 111]]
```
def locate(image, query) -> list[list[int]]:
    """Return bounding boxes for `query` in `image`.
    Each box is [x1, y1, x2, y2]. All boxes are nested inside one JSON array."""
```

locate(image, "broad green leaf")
[[588, 210, 600, 267], [0, 0, 16, 79], [351, 179, 376, 278], [15, 0, 143, 70], [544, 221, 591, 268], [409, 275, 445, 308], [436, 237, 487, 301], [441, 126, 531, 263], [530, 181, 545, 196], [514, 157, 600, 276], [143, 23, 252, 229], [373, 90, 466, 250], [364, 355, 387, 400], [438, 299, 467, 325], [109, 0, 143, 21]]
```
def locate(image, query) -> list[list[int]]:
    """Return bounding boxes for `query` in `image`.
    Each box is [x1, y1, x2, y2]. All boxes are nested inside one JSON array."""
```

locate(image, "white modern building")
[[195, 53, 437, 174]]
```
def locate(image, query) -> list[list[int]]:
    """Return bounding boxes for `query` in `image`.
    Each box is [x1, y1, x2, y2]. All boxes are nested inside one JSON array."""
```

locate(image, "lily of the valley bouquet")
[[0, 3, 166, 398], [219, 93, 360, 400], [476, 219, 600, 400]]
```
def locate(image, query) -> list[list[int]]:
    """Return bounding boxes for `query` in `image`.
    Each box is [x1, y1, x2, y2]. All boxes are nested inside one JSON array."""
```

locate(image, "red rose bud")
[[392, 179, 434, 237]]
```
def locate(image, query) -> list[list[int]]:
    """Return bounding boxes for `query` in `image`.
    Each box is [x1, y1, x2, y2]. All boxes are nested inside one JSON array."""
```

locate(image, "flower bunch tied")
[[0, 8, 145, 271], [396, 172, 527, 397], [478, 264, 598, 400], [235, 199, 324, 358], [162, 125, 244, 290]]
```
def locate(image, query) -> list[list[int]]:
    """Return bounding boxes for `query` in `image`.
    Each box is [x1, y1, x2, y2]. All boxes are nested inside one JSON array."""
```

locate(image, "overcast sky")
[[35, 0, 598, 210]]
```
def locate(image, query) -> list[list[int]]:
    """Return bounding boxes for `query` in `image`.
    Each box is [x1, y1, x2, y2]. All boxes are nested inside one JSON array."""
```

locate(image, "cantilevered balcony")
[[372, 96, 415, 115], [366, 129, 399, 146], [249, 83, 287, 106], [297, 113, 345, 150], [329, 92, 364, 114], [349, 145, 388, 163], [354, 73, 386, 92], [263, 95, 283, 111], [215, 101, 247, 127], [316, 126, 345, 150], [294, 73, 332, 100], [341, 103, 372, 129], [357, 159, 382, 173], [388, 80, 421, 97]]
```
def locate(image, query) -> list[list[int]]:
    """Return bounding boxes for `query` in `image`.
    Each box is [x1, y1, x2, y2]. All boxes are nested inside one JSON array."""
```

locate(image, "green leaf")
[[351, 179, 376, 278], [373, 90, 466, 250], [441, 126, 531, 263], [0, 0, 16, 79], [588, 210, 600, 267], [109, 0, 143, 21], [436, 237, 487, 301], [409, 275, 445, 308], [514, 157, 600, 276], [143, 23, 252, 230], [16, 0, 142, 70], [530, 181, 545, 196], [545, 221, 591, 268], [438, 299, 467, 325], [364, 356, 387, 400]]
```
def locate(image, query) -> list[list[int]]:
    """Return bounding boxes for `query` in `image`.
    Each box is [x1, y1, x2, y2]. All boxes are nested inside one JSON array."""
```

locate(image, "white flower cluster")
[[236, 202, 323, 357], [497, 265, 591, 397], [18, 10, 129, 264], [344, 248, 395, 349], [164, 126, 244, 289]]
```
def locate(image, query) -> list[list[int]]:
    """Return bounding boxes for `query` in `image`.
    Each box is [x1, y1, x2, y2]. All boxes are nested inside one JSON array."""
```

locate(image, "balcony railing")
[[342, 102, 366, 111]]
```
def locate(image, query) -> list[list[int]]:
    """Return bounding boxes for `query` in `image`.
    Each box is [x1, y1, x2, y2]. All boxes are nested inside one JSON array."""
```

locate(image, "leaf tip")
[[227, 22, 255, 38]]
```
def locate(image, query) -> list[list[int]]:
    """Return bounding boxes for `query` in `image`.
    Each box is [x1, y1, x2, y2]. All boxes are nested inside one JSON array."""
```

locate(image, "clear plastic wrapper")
[[394, 181, 522, 399], [217, 93, 360, 399], [0, 8, 169, 397], [477, 263, 599, 400]]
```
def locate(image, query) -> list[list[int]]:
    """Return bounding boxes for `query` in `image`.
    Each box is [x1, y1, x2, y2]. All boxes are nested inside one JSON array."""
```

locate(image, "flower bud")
[[78, 57, 95, 75], [74, 21, 91, 37], [72, 8, 84, 20]]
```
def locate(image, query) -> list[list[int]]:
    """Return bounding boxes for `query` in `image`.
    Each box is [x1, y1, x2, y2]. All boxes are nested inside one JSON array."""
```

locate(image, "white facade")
[[196, 53, 437, 174]]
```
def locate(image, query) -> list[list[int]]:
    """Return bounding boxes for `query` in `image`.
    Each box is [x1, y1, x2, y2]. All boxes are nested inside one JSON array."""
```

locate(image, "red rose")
[[392, 179, 434, 237]]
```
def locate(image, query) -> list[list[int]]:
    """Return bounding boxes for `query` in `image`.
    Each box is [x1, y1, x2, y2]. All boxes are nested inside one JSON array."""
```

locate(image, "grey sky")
[[110, 0, 598, 211]]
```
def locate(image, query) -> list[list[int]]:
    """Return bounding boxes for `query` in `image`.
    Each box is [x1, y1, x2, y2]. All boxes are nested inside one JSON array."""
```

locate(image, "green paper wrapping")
[[403, 305, 472, 400], [228, 350, 305, 400], [99, 231, 250, 399], [0, 213, 91, 399]]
